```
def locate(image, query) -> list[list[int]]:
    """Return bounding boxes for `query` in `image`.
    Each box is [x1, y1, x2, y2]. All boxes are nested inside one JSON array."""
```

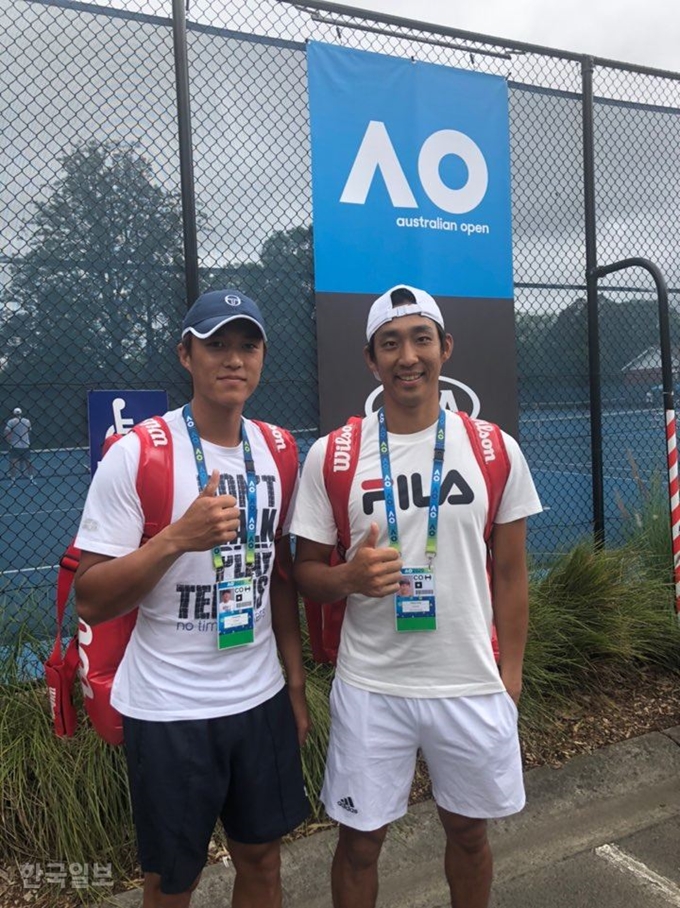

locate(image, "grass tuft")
[[0, 624, 136, 901], [520, 539, 680, 734]]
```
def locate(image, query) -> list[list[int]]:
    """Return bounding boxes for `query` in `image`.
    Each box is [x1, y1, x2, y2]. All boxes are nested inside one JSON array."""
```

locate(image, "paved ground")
[[110, 727, 680, 908]]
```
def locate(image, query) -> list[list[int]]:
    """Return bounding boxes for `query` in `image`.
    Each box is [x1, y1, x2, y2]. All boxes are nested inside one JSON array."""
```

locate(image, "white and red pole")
[[665, 410, 680, 615]]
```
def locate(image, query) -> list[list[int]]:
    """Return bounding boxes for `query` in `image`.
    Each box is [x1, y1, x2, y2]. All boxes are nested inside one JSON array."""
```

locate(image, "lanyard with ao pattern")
[[377, 407, 446, 567], [182, 404, 258, 573]]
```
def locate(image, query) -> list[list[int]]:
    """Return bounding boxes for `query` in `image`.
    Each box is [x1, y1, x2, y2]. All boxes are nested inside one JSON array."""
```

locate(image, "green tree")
[[3, 141, 185, 381], [250, 225, 317, 429], [1, 141, 187, 443], [515, 311, 558, 382], [259, 224, 314, 309], [520, 295, 680, 405], [542, 295, 680, 379]]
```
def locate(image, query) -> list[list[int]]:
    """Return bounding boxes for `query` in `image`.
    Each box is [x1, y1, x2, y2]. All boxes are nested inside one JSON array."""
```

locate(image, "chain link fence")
[[2, 0, 679, 633]]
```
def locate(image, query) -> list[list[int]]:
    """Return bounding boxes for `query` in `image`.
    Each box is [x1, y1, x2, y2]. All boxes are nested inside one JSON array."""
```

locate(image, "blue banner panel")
[[307, 42, 513, 299], [87, 390, 168, 477]]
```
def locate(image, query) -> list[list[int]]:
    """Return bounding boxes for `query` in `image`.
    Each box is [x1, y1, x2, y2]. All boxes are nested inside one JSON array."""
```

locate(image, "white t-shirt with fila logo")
[[75, 408, 292, 721], [291, 411, 542, 699]]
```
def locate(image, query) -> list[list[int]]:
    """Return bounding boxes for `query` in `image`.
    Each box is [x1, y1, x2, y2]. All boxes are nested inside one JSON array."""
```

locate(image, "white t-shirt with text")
[[291, 412, 542, 699], [76, 408, 293, 721]]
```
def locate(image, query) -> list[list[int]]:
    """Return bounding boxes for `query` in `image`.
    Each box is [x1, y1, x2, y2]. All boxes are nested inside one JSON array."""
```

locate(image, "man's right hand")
[[167, 469, 241, 553], [348, 522, 403, 598]]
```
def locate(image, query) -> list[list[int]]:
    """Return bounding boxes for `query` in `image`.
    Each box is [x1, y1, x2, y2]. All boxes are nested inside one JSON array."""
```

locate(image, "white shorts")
[[321, 677, 525, 831]]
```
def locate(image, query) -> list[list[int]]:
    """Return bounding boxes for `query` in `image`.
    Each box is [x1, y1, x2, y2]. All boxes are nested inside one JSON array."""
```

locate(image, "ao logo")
[[341, 121, 488, 216], [365, 377, 481, 417]]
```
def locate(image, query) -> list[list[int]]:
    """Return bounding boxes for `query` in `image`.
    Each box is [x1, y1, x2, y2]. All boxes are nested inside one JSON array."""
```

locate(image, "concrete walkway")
[[110, 727, 680, 907]]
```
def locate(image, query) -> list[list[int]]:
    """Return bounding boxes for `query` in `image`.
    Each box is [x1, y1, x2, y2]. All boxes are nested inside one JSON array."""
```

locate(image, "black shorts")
[[123, 686, 310, 894]]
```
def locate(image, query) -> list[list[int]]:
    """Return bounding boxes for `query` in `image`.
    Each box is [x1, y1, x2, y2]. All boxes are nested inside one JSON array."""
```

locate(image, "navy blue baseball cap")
[[181, 289, 268, 342]]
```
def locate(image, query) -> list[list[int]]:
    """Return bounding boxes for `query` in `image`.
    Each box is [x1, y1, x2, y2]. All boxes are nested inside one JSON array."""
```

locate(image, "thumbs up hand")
[[168, 469, 241, 553], [198, 469, 222, 500], [359, 522, 380, 551], [348, 522, 403, 598]]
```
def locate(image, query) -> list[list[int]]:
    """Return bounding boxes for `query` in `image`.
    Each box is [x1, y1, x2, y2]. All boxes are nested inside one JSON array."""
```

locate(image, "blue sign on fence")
[[87, 390, 168, 477], [307, 41, 513, 299]]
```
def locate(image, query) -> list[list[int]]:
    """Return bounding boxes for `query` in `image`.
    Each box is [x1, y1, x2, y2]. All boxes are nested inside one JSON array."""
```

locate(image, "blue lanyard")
[[182, 405, 257, 573], [377, 407, 446, 565]]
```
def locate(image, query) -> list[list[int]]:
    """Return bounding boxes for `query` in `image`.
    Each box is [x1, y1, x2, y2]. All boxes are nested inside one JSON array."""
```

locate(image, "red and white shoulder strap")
[[458, 412, 511, 539], [322, 416, 363, 557], [252, 421, 299, 534]]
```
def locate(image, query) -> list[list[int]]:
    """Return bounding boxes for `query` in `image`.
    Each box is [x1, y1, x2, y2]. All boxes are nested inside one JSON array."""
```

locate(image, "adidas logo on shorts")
[[337, 796, 358, 814]]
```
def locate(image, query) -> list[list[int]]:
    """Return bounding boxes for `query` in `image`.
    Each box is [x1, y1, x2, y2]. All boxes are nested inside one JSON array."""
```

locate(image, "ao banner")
[[307, 41, 518, 436]]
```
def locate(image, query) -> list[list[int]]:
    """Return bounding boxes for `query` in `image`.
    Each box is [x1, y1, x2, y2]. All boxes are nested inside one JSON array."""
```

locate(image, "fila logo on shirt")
[[361, 471, 474, 515]]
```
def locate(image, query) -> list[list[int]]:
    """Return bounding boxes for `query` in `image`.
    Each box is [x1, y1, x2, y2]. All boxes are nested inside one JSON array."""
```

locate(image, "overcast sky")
[[3, 0, 678, 291], [331, 0, 680, 72]]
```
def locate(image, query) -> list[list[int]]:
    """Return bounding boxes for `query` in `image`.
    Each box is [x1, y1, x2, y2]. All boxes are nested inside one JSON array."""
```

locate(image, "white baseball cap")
[[366, 285, 445, 342], [13, 408, 22, 416]]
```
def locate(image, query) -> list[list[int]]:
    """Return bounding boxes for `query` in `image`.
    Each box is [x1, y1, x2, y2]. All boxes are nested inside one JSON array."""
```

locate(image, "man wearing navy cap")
[[74, 289, 310, 907]]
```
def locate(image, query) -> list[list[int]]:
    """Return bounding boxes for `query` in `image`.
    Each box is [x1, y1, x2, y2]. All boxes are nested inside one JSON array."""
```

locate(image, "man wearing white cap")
[[74, 289, 309, 908], [292, 285, 541, 908], [4, 407, 35, 483]]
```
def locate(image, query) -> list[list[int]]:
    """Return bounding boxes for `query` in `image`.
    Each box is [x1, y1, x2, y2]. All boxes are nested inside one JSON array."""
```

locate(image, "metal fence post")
[[172, 0, 200, 308], [582, 56, 605, 548]]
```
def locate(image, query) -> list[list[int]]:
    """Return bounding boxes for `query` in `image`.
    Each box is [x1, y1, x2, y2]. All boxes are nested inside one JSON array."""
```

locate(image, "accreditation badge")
[[395, 567, 436, 632], [217, 578, 255, 650]]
